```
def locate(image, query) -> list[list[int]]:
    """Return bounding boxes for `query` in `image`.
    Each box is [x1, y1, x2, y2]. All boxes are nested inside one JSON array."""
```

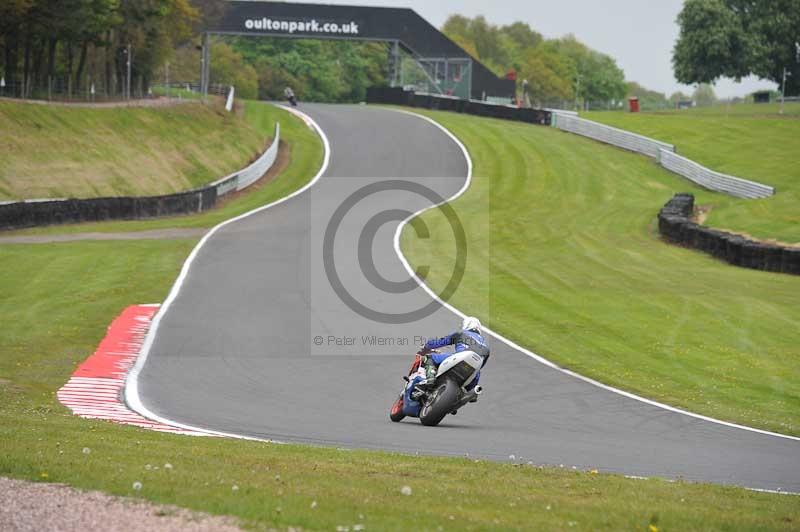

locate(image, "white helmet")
[[461, 316, 482, 334]]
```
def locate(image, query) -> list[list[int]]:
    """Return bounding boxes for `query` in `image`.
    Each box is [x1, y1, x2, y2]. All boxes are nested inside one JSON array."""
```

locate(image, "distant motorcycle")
[[389, 349, 484, 426], [284, 87, 298, 107]]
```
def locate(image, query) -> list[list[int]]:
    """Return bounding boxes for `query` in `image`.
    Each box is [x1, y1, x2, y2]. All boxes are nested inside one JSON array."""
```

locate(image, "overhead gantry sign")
[[203, 1, 515, 101]]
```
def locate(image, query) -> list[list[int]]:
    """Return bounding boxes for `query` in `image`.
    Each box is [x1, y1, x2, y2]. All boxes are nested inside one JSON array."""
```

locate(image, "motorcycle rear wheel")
[[420, 378, 459, 426]]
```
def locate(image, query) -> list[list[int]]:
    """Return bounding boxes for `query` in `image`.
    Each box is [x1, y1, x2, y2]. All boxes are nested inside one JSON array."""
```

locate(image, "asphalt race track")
[[133, 104, 799, 492]]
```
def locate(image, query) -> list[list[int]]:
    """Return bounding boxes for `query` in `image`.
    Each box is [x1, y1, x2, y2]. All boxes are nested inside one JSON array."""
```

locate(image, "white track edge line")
[[386, 107, 800, 444], [123, 104, 330, 442]]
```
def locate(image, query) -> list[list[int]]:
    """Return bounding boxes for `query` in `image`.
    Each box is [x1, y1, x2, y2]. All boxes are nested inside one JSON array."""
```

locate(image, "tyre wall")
[[366, 87, 551, 126], [658, 193, 799, 275]]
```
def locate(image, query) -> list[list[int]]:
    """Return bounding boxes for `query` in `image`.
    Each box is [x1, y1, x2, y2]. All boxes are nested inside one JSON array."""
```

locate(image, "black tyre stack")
[[657, 193, 798, 275]]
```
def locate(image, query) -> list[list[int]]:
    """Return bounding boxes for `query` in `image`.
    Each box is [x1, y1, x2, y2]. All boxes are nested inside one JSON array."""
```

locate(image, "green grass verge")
[[1, 101, 322, 235], [401, 109, 800, 437], [0, 98, 268, 201], [584, 103, 800, 243], [1, 241, 798, 530]]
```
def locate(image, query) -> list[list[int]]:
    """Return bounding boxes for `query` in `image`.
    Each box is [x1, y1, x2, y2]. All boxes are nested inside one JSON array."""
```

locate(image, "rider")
[[417, 316, 490, 390]]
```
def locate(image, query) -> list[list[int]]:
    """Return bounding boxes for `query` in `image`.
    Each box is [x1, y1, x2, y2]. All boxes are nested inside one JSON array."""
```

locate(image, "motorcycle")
[[389, 349, 484, 426]]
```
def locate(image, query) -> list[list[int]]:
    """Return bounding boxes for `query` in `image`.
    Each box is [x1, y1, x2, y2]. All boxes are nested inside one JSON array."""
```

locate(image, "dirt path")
[[0, 228, 207, 244], [0, 477, 242, 532]]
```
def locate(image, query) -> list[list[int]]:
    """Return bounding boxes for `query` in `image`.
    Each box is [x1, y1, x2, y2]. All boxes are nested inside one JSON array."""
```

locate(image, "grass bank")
[[0, 242, 797, 530], [402, 110, 800, 436], [0, 98, 269, 201], [1, 101, 322, 235], [584, 103, 800, 243]]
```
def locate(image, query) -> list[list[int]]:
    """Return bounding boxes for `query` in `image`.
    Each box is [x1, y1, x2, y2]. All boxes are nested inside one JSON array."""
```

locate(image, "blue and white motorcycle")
[[389, 349, 484, 426]]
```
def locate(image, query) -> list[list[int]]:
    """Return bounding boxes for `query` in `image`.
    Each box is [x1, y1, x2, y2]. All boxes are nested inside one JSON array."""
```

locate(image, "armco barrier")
[[0, 123, 280, 231], [366, 87, 551, 126], [551, 112, 675, 159], [210, 123, 281, 193], [550, 111, 775, 200], [657, 193, 798, 275], [369, 88, 776, 201], [659, 149, 774, 199]]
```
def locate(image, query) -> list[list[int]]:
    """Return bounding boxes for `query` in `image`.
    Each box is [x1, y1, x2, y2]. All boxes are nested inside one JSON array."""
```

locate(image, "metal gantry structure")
[[198, 1, 515, 102]]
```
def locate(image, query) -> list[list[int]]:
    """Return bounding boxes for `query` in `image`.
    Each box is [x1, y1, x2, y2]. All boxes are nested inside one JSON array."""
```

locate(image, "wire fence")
[[535, 97, 800, 113], [0, 78, 227, 103]]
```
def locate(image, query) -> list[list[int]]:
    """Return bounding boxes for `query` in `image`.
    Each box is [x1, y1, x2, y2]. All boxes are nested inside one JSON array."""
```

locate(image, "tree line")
[[161, 37, 388, 102], [441, 15, 629, 106], [6, 3, 777, 106], [0, 2, 648, 106], [0, 0, 223, 98]]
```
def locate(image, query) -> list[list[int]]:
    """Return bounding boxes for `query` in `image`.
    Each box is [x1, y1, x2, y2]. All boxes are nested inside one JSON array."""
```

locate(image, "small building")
[[753, 91, 771, 104]]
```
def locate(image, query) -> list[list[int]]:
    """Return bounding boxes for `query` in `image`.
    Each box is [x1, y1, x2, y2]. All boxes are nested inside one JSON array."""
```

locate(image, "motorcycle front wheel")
[[389, 395, 406, 422], [419, 378, 459, 426]]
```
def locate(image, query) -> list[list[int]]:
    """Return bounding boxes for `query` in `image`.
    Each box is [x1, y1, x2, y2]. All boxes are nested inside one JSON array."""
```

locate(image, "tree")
[[627, 81, 669, 109], [209, 41, 257, 99], [441, 15, 509, 74], [0, 0, 199, 98], [746, 0, 800, 95], [0, 0, 34, 86], [669, 91, 691, 104], [692, 83, 717, 107], [112, 0, 199, 94], [544, 36, 627, 103], [229, 37, 386, 102], [519, 47, 573, 104], [499, 22, 543, 70], [442, 16, 626, 105], [673, 0, 800, 95]]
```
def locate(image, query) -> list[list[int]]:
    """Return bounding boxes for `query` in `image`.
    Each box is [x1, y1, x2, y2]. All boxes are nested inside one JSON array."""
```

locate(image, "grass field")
[[0, 99, 270, 201], [1, 102, 798, 529], [1, 242, 798, 530], [584, 103, 800, 243], [402, 109, 800, 437]]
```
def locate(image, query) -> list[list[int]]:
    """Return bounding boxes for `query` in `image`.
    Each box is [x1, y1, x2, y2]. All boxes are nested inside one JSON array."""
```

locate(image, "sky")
[[284, 0, 778, 98]]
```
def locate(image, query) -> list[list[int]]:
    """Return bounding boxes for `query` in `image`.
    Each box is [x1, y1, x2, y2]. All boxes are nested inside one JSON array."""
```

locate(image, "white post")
[[781, 67, 788, 115], [225, 86, 235, 112], [201, 32, 210, 100], [0, 76, 4, 97]]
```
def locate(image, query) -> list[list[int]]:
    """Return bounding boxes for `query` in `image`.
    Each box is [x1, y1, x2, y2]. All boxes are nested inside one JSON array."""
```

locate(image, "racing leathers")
[[417, 329, 490, 389]]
